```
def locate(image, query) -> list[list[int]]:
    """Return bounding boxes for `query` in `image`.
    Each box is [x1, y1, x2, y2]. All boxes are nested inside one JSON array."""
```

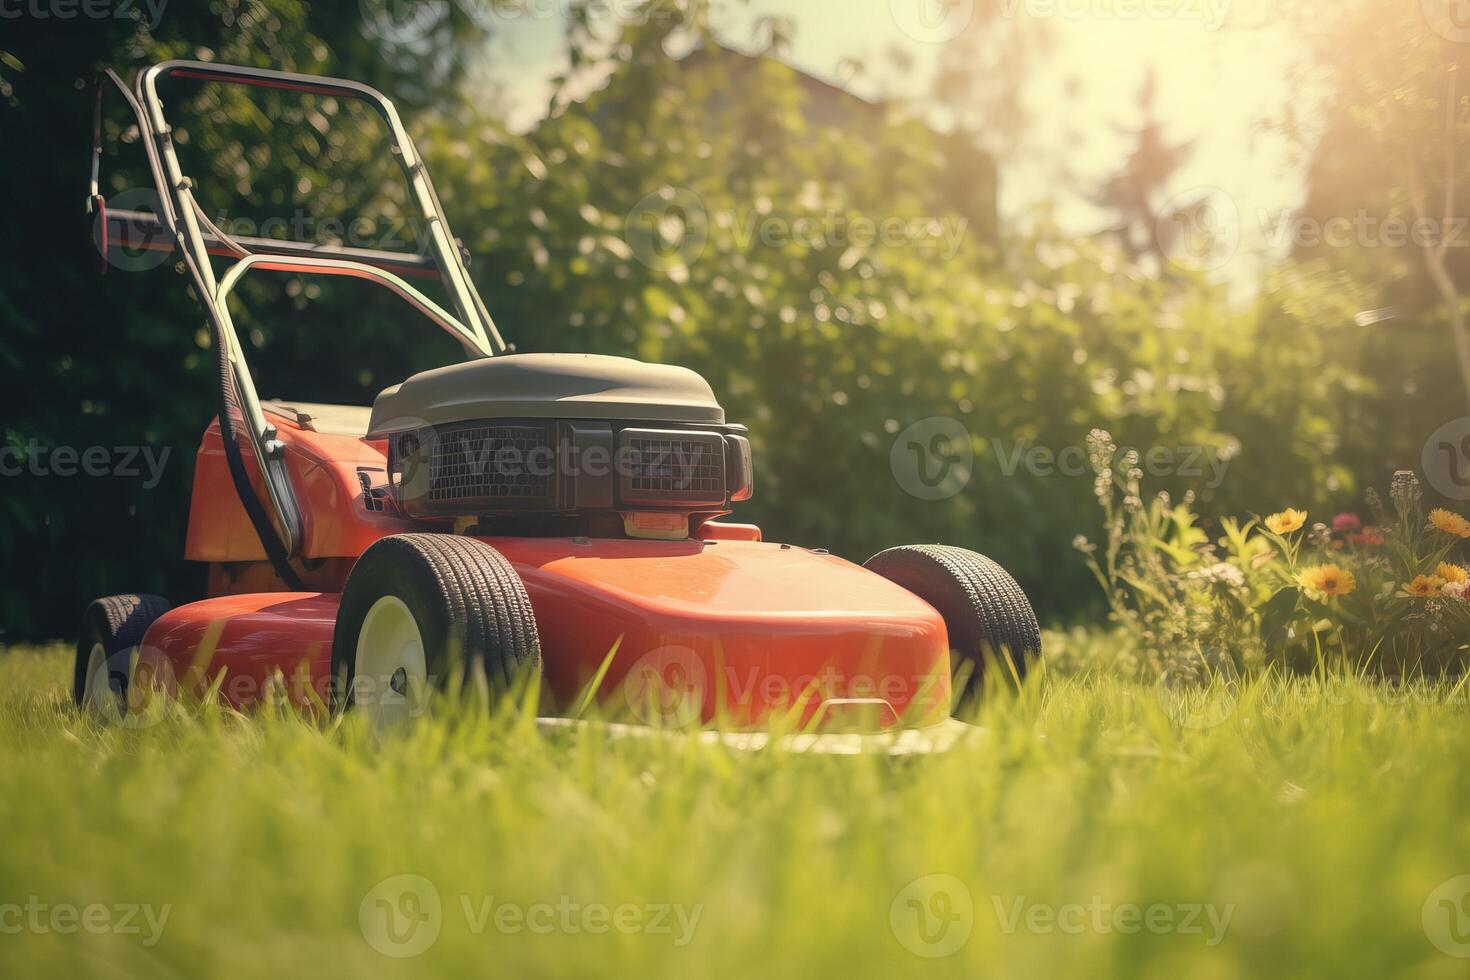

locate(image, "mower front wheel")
[[331, 534, 542, 724], [864, 545, 1040, 708], [73, 594, 171, 721]]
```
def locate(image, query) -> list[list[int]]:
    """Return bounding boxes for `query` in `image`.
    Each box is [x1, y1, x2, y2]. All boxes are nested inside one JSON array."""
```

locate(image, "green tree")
[[0, 0, 484, 638], [1092, 71, 1195, 261], [1286, 0, 1470, 410]]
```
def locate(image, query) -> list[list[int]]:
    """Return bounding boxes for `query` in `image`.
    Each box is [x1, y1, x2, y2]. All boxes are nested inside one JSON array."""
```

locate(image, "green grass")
[[2, 641, 1469, 978]]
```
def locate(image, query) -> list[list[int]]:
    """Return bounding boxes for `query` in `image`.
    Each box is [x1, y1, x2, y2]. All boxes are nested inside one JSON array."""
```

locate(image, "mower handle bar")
[[213, 255, 484, 361], [93, 61, 507, 568], [102, 207, 445, 281], [136, 61, 500, 349]]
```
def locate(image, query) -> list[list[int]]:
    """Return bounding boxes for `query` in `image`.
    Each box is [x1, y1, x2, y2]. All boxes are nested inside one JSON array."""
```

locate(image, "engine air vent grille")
[[619, 429, 728, 507], [429, 424, 555, 502], [387, 421, 736, 518], [391, 422, 557, 516]]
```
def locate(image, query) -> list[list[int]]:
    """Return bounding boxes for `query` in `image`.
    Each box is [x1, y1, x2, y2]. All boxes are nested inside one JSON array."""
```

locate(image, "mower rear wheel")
[[331, 534, 541, 724], [863, 545, 1040, 706], [73, 594, 171, 720]]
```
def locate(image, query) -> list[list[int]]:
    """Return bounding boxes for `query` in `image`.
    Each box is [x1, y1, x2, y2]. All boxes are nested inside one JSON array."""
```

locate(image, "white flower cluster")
[[1187, 562, 1246, 589]]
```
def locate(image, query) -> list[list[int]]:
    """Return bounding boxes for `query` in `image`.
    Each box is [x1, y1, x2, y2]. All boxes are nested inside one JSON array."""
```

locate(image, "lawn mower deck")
[[77, 61, 1041, 745]]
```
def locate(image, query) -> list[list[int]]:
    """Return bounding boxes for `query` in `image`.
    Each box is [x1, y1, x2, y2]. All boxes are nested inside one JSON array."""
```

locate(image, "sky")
[[473, 0, 1312, 295]]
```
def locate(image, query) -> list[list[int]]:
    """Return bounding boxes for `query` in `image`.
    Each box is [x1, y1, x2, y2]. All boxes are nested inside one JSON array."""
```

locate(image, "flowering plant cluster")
[[1074, 430, 1469, 675]]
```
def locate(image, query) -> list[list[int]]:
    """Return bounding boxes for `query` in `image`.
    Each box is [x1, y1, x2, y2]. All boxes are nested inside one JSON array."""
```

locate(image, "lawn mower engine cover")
[[368, 353, 754, 531]]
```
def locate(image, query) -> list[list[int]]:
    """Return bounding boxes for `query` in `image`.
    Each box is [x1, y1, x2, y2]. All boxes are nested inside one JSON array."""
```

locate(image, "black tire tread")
[[332, 534, 540, 710], [863, 545, 1040, 696], [73, 593, 171, 708]]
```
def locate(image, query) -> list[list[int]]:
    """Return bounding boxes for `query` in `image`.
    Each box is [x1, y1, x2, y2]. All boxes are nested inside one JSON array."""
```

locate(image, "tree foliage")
[[1286, 0, 1470, 410]]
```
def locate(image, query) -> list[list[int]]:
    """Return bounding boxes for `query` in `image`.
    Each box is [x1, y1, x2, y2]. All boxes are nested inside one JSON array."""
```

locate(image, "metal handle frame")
[[101, 61, 505, 559]]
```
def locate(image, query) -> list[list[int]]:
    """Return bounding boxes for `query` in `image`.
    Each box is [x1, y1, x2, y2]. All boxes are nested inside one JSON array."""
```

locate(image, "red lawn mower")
[[78, 61, 1040, 747]]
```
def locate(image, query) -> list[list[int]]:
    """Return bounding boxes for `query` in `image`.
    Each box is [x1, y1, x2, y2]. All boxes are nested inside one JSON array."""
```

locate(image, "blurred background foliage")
[[0, 0, 1460, 639]]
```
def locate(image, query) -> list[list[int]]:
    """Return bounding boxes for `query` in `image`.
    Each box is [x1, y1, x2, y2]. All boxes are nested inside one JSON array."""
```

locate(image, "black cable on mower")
[[211, 344, 307, 593], [182, 247, 307, 592]]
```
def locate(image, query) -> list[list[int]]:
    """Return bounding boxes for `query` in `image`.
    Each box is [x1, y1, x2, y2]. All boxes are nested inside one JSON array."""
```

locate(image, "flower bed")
[[1073, 431, 1469, 676]]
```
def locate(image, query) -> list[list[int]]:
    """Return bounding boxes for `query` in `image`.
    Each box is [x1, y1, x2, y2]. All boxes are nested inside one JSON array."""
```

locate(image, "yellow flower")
[[1404, 575, 1445, 598], [1437, 563, 1470, 585], [1298, 564, 1357, 597], [1265, 509, 1308, 535], [1429, 508, 1470, 539]]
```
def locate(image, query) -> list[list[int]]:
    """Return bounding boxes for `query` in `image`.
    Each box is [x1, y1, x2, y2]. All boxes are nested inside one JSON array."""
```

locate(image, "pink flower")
[[1333, 512, 1362, 533], [1351, 527, 1385, 548], [1443, 580, 1470, 601]]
